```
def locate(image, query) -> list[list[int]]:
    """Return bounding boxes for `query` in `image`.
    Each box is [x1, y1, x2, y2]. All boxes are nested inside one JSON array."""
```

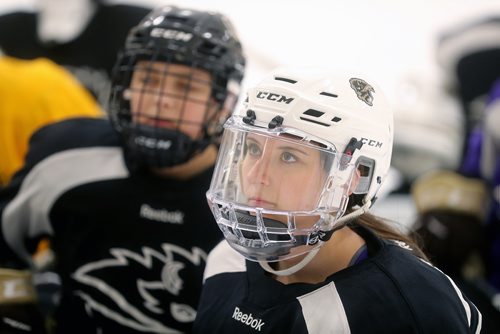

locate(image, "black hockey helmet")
[[108, 5, 245, 168]]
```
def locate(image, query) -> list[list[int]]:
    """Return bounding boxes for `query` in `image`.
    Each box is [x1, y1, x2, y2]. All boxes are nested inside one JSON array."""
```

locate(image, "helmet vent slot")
[[275, 77, 297, 84], [198, 41, 226, 57], [320, 91, 338, 98], [303, 109, 324, 117], [169, 15, 190, 23], [299, 117, 330, 127]]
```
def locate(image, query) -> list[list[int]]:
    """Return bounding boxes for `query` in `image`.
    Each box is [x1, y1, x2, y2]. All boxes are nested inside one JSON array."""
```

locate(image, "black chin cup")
[[126, 124, 208, 168], [229, 242, 291, 261], [233, 211, 291, 241], [220, 210, 335, 261], [221, 210, 302, 260]]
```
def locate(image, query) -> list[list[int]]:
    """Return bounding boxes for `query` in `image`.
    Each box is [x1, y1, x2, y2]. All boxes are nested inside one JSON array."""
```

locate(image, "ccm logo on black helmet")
[[256, 91, 294, 104], [150, 28, 193, 42]]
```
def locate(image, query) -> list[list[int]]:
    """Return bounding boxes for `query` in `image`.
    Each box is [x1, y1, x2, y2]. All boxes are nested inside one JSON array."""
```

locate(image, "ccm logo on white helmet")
[[150, 28, 193, 42], [256, 91, 294, 104], [361, 137, 383, 148]]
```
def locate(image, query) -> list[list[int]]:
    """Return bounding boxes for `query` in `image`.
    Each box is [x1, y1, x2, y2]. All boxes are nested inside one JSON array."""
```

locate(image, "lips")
[[152, 120, 177, 128], [248, 197, 275, 208], [135, 115, 178, 129]]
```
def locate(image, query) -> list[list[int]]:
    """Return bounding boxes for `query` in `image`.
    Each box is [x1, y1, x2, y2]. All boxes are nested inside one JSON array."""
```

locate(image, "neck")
[[150, 144, 217, 180], [275, 226, 366, 284]]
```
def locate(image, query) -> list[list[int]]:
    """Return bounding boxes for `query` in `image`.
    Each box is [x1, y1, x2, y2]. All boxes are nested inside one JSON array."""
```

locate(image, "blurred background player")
[[0, 0, 152, 106], [0, 55, 102, 187], [0, 5, 245, 333], [401, 16, 500, 329], [410, 169, 500, 332], [0, 55, 102, 333], [481, 80, 500, 296], [411, 170, 487, 280], [436, 14, 500, 176]]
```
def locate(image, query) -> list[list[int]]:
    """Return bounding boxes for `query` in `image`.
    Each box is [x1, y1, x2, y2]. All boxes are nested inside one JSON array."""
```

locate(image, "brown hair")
[[354, 211, 429, 261]]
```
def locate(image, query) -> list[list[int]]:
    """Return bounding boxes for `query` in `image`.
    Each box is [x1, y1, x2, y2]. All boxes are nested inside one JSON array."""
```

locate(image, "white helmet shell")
[[238, 67, 393, 203]]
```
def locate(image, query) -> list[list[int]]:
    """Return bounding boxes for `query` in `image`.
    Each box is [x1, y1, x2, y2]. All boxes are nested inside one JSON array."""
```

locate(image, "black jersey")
[[0, 4, 150, 105], [194, 225, 482, 334], [0, 118, 223, 333]]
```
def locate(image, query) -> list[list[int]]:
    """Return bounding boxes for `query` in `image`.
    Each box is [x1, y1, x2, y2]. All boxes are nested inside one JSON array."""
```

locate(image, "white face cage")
[[207, 117, 358, 262]]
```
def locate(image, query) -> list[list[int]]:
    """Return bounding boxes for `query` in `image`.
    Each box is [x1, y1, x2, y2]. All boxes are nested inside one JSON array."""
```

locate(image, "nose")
[[140, 86, 183, 126], [154, 89, 180, 115], [246, 151, 272, 187]]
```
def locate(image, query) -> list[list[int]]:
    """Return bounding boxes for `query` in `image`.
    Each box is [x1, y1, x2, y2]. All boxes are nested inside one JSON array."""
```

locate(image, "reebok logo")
[[140, 204, 184, 224], [232, 307, 265, 331]]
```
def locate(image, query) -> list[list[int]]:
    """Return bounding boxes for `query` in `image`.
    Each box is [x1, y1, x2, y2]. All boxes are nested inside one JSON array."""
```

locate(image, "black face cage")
[[108, 7, 245, 168]]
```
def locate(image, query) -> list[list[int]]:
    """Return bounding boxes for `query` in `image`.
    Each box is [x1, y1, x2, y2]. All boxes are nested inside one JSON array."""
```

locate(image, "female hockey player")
[[193, 67, 482, 333]]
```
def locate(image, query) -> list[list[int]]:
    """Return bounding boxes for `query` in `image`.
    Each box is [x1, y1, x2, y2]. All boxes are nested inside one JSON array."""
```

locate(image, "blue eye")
[[281, 151, 297, 163], [247, 142, 261, 156]]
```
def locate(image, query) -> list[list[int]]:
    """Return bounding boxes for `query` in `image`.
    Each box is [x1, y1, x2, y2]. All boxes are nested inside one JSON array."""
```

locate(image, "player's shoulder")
[[0, 11, 36, 40], [204, 240, 246, 282], [25, 117, 120, 164], [377, 238, 432, 273], [375, 238, 464, 300], [355, 225, 448, 285]]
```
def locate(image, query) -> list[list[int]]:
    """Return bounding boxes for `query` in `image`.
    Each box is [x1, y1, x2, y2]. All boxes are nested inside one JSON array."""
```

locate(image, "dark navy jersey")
[[194, 225, 482, 334], [0, 118, 223, 333]]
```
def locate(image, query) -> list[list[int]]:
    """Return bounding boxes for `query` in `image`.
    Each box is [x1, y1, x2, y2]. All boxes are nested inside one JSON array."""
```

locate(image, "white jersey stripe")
[[445, 274, 483, 333], [419, 258, 481, 331], [475, 310, 482, 334], [298, 281, 350, 334], [2, 147, 128, 263], [203, 240, 246, 282]]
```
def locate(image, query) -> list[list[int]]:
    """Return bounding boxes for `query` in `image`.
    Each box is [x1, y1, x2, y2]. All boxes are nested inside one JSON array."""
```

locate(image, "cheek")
[[273, 179, 302, 210], [181, 100, 209, 121], [130, 99, 142, 120], [278, 172, 322, 210], [130, 92, 152, 113], [239, 164, 251, 195]]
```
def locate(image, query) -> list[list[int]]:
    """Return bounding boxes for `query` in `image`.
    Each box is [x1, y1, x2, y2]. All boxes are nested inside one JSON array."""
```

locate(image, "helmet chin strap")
[[259, 200, 372, 276], [259, 247, 320, 276]]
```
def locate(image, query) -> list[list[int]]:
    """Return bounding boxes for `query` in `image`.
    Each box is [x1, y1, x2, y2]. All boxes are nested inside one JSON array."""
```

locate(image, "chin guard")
[[126, 124, 208, 168]]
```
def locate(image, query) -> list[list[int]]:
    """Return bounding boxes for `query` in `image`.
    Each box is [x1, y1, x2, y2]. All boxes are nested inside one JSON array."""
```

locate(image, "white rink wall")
[[2, 0, 500, 90]]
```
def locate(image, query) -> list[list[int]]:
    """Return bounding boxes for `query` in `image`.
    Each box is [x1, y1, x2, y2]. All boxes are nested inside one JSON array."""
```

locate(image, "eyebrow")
[[246, 135, 310, 156], [135, 65, 210, 79], [277, 145, 309, 156]]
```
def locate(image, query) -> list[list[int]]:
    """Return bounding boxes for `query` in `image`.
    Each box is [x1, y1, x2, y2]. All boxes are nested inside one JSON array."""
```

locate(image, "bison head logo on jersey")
[[71, 243, 207, 333], [349, 78, 375, 106]]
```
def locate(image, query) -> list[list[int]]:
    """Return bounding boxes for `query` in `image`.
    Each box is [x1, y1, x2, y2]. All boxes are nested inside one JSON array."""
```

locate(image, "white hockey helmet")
[[207, 67, 393, 264]]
